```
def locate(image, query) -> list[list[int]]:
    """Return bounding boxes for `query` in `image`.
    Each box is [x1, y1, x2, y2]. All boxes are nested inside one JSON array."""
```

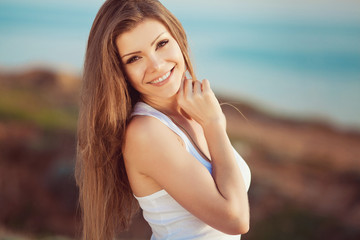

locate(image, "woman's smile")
[[148, 66, 174, 86]]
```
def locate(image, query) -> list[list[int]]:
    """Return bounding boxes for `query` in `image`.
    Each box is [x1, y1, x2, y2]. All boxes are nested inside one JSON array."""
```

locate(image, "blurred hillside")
[[0, 68, 359, 240]]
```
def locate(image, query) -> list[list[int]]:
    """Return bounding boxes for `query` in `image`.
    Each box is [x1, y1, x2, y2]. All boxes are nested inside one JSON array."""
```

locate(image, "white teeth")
[[151, 70, 171, 84]]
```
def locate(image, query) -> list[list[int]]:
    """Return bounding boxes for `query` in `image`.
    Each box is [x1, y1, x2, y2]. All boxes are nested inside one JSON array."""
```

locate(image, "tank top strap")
[[131, 101, 190, 151]]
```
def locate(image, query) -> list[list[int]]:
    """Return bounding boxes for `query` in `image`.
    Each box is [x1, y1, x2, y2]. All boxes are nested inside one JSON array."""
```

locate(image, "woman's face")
[[116, 19, 186, 102]]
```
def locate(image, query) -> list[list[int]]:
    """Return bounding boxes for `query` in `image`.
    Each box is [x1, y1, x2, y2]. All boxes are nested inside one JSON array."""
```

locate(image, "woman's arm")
[[177, 78, 250, 233]]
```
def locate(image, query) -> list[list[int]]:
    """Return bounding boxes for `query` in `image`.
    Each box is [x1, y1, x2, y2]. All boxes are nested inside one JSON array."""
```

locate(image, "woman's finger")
[[184, 78, 193, 99], [193, 80, 202, 95], [202, 79, 210, 92]]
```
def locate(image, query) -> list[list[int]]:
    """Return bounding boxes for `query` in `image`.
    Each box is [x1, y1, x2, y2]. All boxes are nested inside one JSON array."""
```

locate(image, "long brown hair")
[[75, 0, 196, 239]]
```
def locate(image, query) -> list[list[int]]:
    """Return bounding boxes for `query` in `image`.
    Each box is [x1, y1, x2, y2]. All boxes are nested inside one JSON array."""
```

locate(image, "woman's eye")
[[156, 39, 169, 50], [126, 56, 140, 64]]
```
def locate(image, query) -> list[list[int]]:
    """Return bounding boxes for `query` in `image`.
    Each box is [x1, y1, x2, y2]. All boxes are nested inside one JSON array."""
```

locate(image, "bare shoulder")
[[123, 115, 181, 166], [125, 115, 176, 145]]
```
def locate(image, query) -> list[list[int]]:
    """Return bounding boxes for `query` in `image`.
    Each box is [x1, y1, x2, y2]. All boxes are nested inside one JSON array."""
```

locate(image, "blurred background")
[[0, 0, 359, 239]]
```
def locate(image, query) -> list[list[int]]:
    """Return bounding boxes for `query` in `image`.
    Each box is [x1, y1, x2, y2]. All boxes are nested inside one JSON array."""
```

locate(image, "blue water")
[[1, 0, 360, 129]]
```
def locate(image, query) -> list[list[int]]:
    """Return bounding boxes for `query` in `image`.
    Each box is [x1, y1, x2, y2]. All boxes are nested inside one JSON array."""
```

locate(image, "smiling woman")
[[75, 1, 251, 240]]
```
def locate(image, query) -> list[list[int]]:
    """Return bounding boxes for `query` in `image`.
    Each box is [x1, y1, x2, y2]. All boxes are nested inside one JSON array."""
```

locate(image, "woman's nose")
[[148, 54, 163, 72]]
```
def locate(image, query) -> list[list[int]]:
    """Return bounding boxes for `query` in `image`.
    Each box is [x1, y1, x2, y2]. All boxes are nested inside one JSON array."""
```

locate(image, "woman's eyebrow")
[[121, 31, 167, 59], [150, 31, 166, 46]]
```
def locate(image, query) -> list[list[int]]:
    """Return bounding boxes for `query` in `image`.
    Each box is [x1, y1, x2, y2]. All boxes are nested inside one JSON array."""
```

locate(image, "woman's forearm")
[[203, 120, 249, 231]]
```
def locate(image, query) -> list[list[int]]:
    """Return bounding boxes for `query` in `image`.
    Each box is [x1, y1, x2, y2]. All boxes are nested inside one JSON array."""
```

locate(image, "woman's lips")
[[149, 67, 174, 86]]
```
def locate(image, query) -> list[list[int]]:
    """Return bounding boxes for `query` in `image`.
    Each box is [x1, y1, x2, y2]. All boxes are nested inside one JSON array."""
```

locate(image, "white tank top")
[[131, 101, 251, 240]]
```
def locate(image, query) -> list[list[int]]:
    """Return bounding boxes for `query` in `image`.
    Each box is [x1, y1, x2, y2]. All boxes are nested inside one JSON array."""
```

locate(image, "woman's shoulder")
[[124, 115, 180, 152], [126, 115, 165, 139], [123, 114, 185, 173]]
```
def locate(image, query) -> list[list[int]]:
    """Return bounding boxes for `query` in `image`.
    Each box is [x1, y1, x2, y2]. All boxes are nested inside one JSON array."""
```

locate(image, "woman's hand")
[[177, 77, 226, 129]]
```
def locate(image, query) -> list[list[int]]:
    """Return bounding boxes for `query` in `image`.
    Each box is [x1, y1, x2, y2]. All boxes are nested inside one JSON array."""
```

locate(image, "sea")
[[1, 0, 360, 130]]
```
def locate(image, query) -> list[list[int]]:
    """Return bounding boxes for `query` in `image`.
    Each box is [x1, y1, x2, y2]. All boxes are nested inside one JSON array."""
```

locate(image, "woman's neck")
[[141, 95, 183, 118]]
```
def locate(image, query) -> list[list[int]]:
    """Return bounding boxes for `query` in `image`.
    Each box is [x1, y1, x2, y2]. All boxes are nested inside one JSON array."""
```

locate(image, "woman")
[[76, 0, 251, 239]]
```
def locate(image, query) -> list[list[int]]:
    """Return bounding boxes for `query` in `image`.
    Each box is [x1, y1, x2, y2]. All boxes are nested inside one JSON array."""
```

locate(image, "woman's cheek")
[[123, 68, 138, 89], [170, 44, 182, 59], [126, 64, 142, 82]]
